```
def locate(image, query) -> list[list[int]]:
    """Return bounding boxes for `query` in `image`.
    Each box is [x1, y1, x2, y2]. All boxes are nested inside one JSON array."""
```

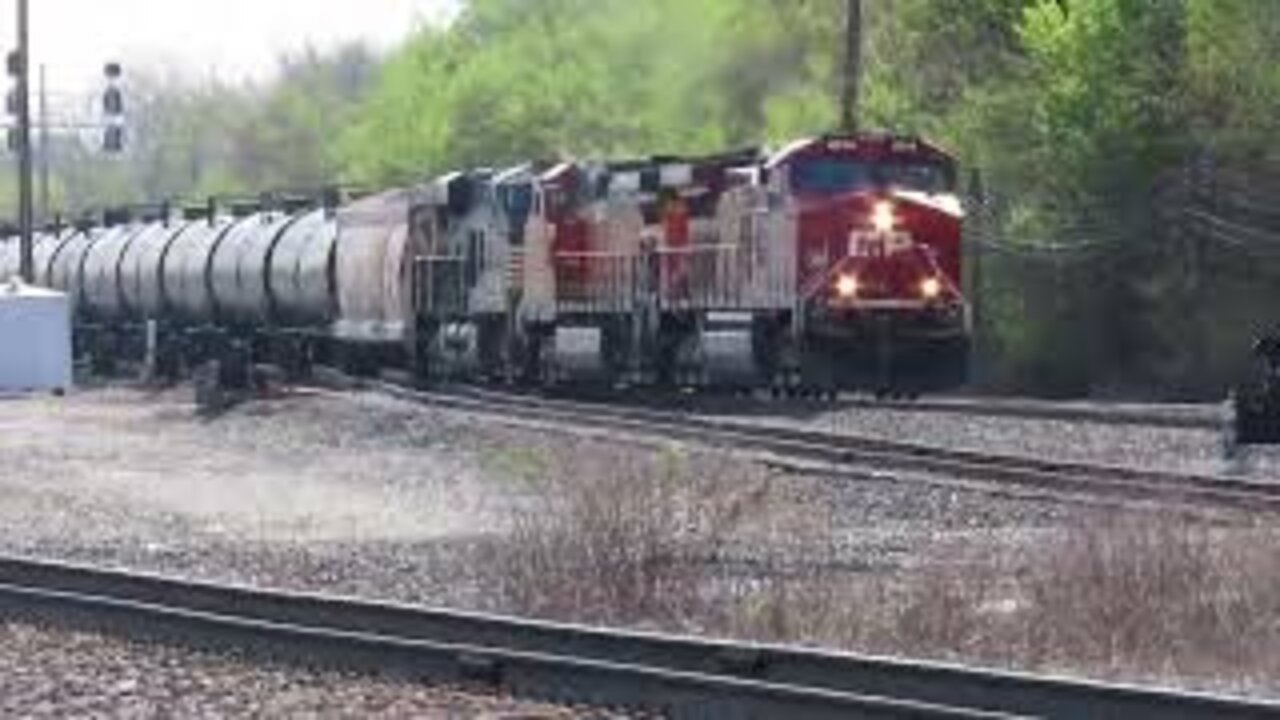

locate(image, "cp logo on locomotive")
[[848, 229, 914, 258]]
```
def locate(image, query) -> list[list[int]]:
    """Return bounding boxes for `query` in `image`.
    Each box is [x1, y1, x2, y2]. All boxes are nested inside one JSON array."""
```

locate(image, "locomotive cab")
[[766, 133, 971, 394]]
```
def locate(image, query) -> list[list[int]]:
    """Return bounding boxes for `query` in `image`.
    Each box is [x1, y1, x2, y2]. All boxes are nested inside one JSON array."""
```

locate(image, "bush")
[[469, 442, 1280, 695]]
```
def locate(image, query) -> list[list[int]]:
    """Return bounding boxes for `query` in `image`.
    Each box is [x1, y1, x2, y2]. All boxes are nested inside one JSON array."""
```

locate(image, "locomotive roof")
[[606, 147, 762, 173], [766, 133, 955, 170], [492, 163, 536, 186]]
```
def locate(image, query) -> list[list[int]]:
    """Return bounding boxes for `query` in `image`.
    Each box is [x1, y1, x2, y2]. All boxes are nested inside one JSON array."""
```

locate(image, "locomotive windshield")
[[790, 156, 954, 195], [497, 183, 533, 245], [499, 184, 533, 221]]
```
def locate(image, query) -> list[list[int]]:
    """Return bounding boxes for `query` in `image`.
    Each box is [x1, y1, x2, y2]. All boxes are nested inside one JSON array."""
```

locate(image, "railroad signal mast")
[[5, 62, 130, 186], [4, 0, 126, 283]]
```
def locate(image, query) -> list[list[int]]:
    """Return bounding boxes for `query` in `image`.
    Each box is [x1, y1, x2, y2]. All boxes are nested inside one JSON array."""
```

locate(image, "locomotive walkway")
[[0, 555, 1273, 719], [363, 380, 1280, 514]]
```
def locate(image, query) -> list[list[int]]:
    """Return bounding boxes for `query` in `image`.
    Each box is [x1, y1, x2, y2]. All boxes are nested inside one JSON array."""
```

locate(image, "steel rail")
[[454, 382, 1223, 431], [368, 381, 1280, 512], [810, 395, 1220, 431], [0, 556, 1274, 719]]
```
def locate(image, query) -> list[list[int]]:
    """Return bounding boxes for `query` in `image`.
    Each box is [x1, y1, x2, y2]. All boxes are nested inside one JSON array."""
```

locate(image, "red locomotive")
[[761, 133, 969, 395], [413, 131, 970, 395]]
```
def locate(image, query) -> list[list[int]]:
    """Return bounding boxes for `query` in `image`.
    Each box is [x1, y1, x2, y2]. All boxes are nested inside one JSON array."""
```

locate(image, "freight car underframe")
[[413, 303, 969, 396], [414, 245, 969, 394], [74, 317, 354, 389]]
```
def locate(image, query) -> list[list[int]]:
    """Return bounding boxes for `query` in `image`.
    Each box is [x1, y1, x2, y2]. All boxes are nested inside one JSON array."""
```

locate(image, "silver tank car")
[[209, 210, 297, 325], [49, 227, 102, 310], [119, 219, 190, 320], [81, 223, 148, 320], [0, 237, 17, 280], [0, 230, 67, 286], [32, 229, 79, 287], [162, 216, 236, 323], [270, 208, 338, 327]]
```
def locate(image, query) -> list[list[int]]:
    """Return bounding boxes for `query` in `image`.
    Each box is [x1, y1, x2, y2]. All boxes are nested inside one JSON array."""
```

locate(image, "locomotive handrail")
[[552, 250, 643, 312], [551, 249, 641, 260], [650, 242, 741, 255]]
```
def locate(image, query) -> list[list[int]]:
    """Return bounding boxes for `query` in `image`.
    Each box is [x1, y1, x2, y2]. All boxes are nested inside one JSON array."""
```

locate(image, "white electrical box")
[[0, 278, 72, 393]]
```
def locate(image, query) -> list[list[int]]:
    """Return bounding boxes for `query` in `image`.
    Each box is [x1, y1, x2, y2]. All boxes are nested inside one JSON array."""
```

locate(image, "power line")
[[1185, 207, 1280, 246]]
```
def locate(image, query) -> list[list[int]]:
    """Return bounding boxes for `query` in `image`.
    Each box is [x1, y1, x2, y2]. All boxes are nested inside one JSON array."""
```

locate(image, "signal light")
[[103, 125, 124, 153], [102, 86, 124, 116], [6, 127, 18, 152]]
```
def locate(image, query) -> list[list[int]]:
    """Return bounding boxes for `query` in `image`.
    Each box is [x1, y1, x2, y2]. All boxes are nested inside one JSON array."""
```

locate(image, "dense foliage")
[[6, 0, 1278, 397]]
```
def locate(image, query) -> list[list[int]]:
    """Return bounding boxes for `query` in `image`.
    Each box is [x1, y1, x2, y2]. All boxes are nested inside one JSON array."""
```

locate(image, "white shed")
[[0, 277, 72, 393]]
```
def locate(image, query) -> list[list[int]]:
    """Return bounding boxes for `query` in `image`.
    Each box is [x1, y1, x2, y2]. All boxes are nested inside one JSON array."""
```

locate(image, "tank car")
[[330, 188, 420, 375], [0, 234, 17, 281], [53, 197, 338, 379], [0, 222, 79, 287]]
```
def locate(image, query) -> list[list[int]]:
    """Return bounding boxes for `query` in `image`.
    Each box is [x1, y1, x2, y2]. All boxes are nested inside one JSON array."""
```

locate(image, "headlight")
[[871, 200, 896, 233], [920, 277, 942, 299], [835, 274, 860, 298]]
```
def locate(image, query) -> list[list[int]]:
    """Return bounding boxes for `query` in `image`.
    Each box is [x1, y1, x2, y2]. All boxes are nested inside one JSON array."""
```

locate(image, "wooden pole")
[[16, 0, 34, 282], [38, 62, 49, 223], [839, 0, 862, 133]]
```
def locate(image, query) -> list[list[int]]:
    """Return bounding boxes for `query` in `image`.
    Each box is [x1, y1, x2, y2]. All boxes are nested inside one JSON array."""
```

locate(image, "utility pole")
[[14, 0, 33, 283], [38, 62, 48, 222], [839, 0, 862, 133]]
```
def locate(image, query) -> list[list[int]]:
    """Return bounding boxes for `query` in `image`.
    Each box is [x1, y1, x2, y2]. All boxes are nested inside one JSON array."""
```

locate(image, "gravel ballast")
[[0, 386, 1091, 599], [0, 620, 592, 719], [710, 399, 1279, 477], [0, 385, 1269, 705]]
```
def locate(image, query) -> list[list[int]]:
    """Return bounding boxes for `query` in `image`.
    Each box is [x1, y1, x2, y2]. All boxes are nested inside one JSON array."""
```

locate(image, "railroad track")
[[550, 389, 1223, 432], [359, 379, 1280, 512], [0, 555, 1273, 719], [798, 395, 1221, 431]]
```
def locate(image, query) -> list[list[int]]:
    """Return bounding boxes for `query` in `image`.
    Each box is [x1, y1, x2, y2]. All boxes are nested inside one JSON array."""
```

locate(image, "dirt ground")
[[0, 385, 1086, 579], [0, 386, 505, 547]]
